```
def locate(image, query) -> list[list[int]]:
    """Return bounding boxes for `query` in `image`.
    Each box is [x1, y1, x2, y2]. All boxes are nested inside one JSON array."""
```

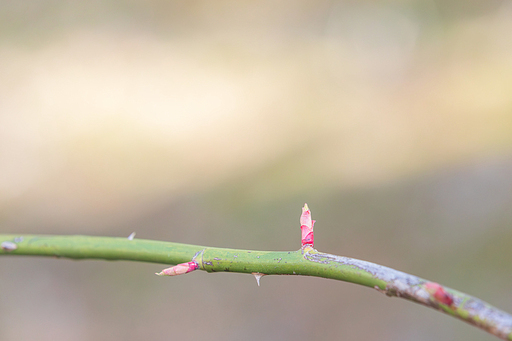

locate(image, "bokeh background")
[[1, 1, 512, 340]]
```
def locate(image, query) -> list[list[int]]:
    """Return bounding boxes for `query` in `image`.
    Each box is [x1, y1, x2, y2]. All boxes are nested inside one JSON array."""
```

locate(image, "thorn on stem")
[[252, 272, 265, 286], [127, 232, 136, 240], [156, 261, 199, 276]]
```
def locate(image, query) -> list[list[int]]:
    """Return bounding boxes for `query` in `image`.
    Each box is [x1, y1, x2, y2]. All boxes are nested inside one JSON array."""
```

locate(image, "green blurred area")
[[1, 1, 511, 340]]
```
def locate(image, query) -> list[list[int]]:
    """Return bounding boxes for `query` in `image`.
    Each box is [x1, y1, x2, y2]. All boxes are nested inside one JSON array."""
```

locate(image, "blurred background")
[[1, 0, 512, 340]]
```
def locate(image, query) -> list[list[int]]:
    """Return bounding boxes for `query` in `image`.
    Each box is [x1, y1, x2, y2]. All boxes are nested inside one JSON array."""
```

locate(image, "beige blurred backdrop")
[[1, 1, 512, 340]]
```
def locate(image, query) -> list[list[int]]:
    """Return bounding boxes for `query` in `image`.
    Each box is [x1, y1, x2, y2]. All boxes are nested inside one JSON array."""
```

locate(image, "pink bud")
[[156, 261, 199, 276], [300, 203, 315, 247], [425, 282, 454, 306]]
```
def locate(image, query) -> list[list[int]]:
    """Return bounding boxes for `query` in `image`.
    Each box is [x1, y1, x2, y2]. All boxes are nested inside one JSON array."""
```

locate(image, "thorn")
[[127, 232, 136, 240], [252, 272, 265, 286], [1, 241, 17, 252]]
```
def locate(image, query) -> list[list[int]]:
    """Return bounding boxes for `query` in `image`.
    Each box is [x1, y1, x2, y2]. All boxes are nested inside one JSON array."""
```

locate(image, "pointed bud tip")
[[303, 203, 309, 212]]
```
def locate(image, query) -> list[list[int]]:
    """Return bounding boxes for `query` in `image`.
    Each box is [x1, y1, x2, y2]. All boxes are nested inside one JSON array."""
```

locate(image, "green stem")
[[1, 234, 511, 340]]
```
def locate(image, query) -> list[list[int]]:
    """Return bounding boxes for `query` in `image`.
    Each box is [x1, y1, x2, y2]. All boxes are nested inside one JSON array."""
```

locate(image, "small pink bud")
[[156, 261, 199, 276], [425, 282, 454, 306], [300, 203, 315, 247]]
